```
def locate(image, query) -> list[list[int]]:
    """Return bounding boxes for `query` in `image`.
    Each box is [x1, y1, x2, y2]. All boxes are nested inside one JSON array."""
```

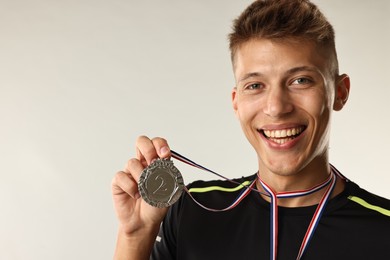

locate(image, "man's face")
[[232, 39, 346, 177]]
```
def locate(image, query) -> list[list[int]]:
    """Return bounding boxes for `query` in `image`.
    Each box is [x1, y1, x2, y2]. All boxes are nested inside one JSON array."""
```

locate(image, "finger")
[[124, 158, 145, 182], [111, 171, 140, 199], [151, 137, 171, 159], [135, 135, 159, 166]]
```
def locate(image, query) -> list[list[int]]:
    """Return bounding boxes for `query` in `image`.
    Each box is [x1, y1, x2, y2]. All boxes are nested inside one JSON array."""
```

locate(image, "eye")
[[245, 83, 263, 90], [291, 77, 312, 85]]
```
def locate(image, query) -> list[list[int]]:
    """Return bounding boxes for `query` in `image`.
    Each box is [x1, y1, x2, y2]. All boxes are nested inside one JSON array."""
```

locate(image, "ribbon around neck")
[[170, 150, 347, 260]]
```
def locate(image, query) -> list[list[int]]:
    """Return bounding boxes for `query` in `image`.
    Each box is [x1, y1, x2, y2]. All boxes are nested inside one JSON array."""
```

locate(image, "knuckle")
[[136, 135, 150, 144], [112, 171, 126, 185], [143, 149, 157, 158], [113, 170, 125, 179], [127, 158, 140, 168], [152, 137, 167, 145]]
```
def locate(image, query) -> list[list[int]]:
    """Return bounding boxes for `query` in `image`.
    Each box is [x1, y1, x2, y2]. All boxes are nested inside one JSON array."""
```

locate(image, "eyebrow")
[[237, 66, 321, 84], [286, 66, 320, 75], [238, 72, 264, 83]]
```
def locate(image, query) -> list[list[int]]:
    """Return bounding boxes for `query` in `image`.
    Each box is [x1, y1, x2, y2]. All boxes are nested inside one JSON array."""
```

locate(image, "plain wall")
[[0, 0, 389, 259]]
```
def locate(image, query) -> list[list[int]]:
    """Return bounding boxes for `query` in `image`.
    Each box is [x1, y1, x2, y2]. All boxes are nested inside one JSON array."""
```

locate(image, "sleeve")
[[150, 197, 182, 260]]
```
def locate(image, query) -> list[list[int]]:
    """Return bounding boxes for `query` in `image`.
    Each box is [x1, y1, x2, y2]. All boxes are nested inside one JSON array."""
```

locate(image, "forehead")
[[233, 38, 332, 81]]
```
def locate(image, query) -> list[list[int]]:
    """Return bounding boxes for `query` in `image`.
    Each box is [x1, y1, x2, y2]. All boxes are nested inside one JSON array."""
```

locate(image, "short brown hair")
[[229, 0, 338, 75]]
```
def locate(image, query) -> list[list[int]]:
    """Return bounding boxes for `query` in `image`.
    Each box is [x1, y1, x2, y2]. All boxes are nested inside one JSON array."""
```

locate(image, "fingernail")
[[160, 146, 169, 156]]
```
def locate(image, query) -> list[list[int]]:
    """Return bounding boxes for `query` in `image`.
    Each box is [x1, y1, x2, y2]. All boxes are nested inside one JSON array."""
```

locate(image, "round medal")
[[138, 158, 184, 208]]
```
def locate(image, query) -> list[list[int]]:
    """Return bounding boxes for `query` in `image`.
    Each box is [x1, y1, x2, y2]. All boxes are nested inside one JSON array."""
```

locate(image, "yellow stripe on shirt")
[[188, 180, 252, 193], [348, 196, 390, 217]]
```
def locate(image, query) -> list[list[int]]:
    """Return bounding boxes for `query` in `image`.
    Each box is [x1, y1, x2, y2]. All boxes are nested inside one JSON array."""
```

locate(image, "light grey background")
[[0, 0, 389, 259]]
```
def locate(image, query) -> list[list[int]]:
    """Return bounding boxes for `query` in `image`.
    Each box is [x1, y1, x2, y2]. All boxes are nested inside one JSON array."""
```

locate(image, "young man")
[[111, 0, 390, 259]]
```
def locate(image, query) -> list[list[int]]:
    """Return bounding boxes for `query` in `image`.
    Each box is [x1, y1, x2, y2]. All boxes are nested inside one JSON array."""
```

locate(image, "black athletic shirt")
[[151, 174, 390, 260]]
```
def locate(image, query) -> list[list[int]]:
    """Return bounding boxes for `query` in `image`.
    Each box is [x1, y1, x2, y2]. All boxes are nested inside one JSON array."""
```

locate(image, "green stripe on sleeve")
[[188, 180, 252, 193], [348, 196, 390, 217]]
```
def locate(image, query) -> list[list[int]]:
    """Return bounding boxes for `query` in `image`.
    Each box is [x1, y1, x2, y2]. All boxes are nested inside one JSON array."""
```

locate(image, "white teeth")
[[292, 128, 297, 135], [273, 137, 294, 144], [262, 126, 304, 139]]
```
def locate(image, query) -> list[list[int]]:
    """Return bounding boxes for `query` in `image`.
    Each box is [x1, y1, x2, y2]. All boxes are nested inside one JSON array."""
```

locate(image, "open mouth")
[[259, 126, 306, 144]]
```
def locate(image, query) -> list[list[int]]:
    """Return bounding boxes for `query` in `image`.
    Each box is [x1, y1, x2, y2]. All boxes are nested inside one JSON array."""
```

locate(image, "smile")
[[260, 126, 306, 144]]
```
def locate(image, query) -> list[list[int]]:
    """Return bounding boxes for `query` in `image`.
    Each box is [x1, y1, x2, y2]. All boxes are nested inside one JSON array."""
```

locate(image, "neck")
[[256, 162, 345, 207]]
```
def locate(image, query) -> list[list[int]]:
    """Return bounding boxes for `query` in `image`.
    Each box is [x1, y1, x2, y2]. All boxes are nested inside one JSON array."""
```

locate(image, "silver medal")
[[138, 158, 184, 208]]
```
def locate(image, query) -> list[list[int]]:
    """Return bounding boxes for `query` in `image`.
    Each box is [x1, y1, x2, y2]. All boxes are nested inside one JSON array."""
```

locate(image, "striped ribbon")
[[260, 170, 337, 260], [170, 150, 345, 259], [183, 182, 257, 212], [171, 150, 257, 212]]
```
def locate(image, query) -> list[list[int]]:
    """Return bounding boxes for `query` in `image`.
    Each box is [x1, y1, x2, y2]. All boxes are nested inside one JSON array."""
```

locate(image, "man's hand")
[[111, 136, 171, 260]]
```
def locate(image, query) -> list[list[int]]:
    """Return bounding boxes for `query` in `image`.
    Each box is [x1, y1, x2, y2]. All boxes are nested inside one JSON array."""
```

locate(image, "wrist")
[[114, 225, 160, 260], [118, 221, 160, 239]]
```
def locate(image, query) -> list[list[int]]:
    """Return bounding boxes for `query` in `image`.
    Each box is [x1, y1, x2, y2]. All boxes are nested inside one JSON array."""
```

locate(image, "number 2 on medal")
[[153, 174, 168, 195]]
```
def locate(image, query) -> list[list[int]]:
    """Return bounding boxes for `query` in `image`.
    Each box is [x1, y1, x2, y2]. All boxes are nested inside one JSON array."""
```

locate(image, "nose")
[[263, 87, 293, 118]]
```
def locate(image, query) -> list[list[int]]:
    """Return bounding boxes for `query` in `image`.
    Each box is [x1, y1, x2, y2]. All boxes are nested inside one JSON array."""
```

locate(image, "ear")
[[333, 74, 350, 111], [232, 87, 238, 117]]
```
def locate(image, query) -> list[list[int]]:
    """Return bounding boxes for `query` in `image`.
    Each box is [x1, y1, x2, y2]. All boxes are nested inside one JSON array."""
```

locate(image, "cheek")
[[235, 99, 263, 143], [236, 98, 262, 124], [299, 90, 330, 119], [303, 94, 332, 142], [309, 100, 327, 118]]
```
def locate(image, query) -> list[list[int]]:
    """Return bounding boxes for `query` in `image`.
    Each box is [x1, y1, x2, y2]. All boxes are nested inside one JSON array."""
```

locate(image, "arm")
[[114, 224, 160, 260], [111, 136, 170, 260]]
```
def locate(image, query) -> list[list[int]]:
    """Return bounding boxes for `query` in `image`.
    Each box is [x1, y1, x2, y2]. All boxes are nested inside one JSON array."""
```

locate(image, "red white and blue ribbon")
[[170, 150, 343, 259], [171, 150, 248, 187], [259, 170, 337, 260], [171, 150, 257, 212], [296, 173, 336, 260], [183, 181, 257, 212]]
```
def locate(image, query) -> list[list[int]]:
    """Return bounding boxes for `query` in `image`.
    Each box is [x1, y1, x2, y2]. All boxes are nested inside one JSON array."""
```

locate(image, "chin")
[[260, 156, 307, 176]]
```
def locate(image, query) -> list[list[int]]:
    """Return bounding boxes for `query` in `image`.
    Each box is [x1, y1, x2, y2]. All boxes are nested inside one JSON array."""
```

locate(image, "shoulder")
[[155, 174, 257, 249], [186, 174, 257, 198], [186, 174, 256, 191], [345, 181, 390, 217], [173, 174, 257, 212]]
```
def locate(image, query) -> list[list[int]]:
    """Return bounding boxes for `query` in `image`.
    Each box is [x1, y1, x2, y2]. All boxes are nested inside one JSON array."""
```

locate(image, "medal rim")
[[138, 158, 184, 208]]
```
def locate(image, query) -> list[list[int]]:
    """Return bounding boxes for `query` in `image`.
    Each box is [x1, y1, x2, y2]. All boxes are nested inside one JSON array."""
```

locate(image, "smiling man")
[[111, 1, 390, 259], [231, 38, 348, 205]]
